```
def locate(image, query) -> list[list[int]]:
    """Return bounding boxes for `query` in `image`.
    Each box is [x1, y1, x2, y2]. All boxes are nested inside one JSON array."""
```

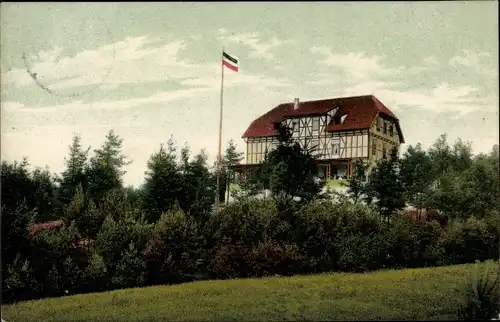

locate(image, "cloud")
[[449, 50, 496, 77], [1, 86, 216, 114], [2, 35, 291, 102], [423, 56, 439, 65], [217, 29, 292, 61], [310, 46, 403, 81], [308, 45, 496, 116], [341, 81, 495, 116]]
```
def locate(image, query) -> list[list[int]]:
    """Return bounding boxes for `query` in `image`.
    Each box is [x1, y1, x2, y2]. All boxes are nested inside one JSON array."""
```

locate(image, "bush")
[[111, 242, 147, 288], [210, 242, 253, 279], [293, 200, 381, 273], [83, 252, 108, 292], [336, 232, 385, 272], [248, 240, 303, 277], [458, 260, 500, 320], [440, 217, 496, 265], [143, 209, 206, 285], [208, 199, 278, 245], [209, 239, 302, 279], [94, 215, 152, 275], [3, 254, 42, 302], [1, 203, 36, 286], [383, 217, 445, 268], [291, 200, 343, 273]]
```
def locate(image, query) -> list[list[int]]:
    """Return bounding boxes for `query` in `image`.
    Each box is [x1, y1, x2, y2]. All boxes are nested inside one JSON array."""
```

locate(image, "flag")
[[222, 51, 239, 72]]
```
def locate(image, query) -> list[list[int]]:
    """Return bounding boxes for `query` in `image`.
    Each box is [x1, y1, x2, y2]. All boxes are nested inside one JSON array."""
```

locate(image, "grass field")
[[2, 262, 498, 321], [325, 179, 348, 189]]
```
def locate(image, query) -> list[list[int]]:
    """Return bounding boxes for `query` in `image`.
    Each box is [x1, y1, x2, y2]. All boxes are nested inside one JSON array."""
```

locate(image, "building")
[[232, 94, 404, 180]]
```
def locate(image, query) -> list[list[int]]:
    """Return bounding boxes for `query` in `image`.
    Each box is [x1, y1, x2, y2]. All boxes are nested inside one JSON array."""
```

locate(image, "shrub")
[[94, 215, 152, 275], [291, 200, 343, 273], [294, 200, 381, 273], [383, 217, 445, 268], [336, 232, 384, 272], [143, 209, 206, 285], [458, 260, 500, 320], [111, 242, 147, 288], [1, 203, 36, 286], [83, 252, 108, 292], [208, 199, 277, 245], [210, 239, 303, 279], [440, 217, 495, 265], [246, 239, 302, 277], [210, 242, 253, 279], [3, 254, 42, 302]]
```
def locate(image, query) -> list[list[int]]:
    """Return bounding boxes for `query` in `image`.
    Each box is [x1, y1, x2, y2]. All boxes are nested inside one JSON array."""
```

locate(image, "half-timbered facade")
[[236, 95, 404, 180]]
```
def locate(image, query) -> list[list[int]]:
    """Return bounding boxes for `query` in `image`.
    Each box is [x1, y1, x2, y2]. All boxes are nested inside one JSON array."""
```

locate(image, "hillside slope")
[[2, 262, 495, 321]]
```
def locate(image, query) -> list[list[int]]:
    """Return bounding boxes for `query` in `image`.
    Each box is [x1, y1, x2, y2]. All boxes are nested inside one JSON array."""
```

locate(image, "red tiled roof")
[[242, 95, 404, 143], [29, 220, 64, 234]]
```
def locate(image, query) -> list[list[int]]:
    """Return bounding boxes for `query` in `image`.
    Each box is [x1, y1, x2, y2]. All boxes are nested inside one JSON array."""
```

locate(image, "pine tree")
[[86, 130, 131, 204], [111, 242, 146, 288], [220, 139, 244, 201], [58, 134, 91, 206], [142, 138, 181, 222], [346, 158, 368, 204], [252, 124, 323, 202], [365, 146, 406, 220], [400, 143, 434, 213], [179, 149, 215, 217]]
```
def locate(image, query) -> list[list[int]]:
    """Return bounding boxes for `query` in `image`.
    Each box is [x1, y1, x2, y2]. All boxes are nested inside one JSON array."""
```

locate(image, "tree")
[[57, 134, 91, 207], [462, 147, 500, 218], [400, 143, 434, 214], [1, 159, 59, 221], [142, 138, 182, 222], [178, 148, 216, 217], [427, 168, 471, 222], [365, 146, 406, 220], [346, 158, 368, 204], [451, 138, 474, 173], [252, 124, 323, 202], [428, 134, 454, 178], [31, 168, 60, 221], [220, 139, 245, 203], [111, 242, 147, 288], [86, 130, 131, 204]]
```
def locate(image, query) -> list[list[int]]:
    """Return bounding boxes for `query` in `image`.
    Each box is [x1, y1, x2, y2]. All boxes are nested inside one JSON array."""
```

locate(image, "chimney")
[[293, 98, 300, 110]]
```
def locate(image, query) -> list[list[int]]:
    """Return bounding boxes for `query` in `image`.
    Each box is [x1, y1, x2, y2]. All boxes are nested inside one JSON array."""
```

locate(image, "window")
[[341, 114, 348, 124], [382, 144, 387, 159], [312, 117, 319, 131], [332, 143, 340, 155], [376, 117, 381, 131], [383, 122, 387, 134], [292, 121, 299, 132], [372, 139, 377, 156], [389, 125, 394, 136]]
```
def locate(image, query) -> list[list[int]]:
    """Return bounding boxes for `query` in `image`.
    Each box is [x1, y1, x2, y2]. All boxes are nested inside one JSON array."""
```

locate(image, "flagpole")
[[215, 48, 225, 215]]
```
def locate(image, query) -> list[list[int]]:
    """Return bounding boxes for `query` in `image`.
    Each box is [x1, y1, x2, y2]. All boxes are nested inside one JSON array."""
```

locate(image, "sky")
[[1, 2, 498, 187]]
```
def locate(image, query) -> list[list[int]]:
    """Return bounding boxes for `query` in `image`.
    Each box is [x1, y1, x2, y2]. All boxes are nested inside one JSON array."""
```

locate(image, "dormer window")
[[341, 114, 348, 124]]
